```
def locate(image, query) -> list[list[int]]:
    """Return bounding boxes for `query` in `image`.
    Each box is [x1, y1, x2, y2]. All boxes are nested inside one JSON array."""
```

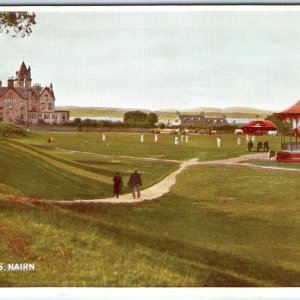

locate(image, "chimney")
[[50, 83, 53, 92], [0, 80, 2, 87], [7, 77, 14, 88]]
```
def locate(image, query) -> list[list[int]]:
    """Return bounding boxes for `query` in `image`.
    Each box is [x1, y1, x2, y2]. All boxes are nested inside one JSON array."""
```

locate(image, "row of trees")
[[123, 111, 158, 127]]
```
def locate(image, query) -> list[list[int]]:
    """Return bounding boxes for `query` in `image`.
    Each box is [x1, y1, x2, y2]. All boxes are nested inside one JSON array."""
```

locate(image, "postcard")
[[0, 5, 300, 298]]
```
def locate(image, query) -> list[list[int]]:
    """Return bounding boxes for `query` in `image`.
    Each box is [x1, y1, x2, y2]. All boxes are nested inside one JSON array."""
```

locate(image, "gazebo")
[[241, 120, 277, 136], [274, 100, 300, 162]]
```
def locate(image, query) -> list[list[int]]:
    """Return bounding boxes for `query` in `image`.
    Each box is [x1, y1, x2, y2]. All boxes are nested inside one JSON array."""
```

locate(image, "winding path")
[[34, 152, 300, 205], [41, 158, 198, 205]]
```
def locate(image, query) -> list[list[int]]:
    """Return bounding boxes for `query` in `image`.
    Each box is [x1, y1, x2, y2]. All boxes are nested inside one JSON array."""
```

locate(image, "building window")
[[20, 114, 24, 120], [9, 93, 13, 99], [41, 103, 45, 110], [45, 95, 48, 101], [48, 103, 52, 110], [44, 113, 50, 119]]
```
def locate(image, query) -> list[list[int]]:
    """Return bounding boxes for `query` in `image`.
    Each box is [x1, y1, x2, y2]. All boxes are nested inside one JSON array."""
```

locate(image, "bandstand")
[[274, 100, 300, 162]]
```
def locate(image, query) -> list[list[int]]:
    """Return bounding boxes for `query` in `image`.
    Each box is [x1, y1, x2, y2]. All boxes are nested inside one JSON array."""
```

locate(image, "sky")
[[1, 7, 300, 111]]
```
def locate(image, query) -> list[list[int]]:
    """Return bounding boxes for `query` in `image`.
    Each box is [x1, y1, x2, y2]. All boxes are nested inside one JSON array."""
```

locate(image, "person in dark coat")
[[247, 140, 254, 152], [257, 141, 263, 152], [127, 170, 142, 199], [263, 141, 269, 152], [113, 172, 123, 198]]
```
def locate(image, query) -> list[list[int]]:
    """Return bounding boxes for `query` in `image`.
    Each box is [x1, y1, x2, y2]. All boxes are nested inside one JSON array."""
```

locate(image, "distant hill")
[[180, 106, 273, 115], [57, 106, 274, 120]]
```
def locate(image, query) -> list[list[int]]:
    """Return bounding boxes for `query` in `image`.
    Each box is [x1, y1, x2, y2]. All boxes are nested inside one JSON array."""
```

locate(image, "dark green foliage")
[[124, 111, 158, 127], [147, 112, 158, 126], [0, 12, 36, 37], [266, 114, 290, 134], [0, 123, 25, 138]]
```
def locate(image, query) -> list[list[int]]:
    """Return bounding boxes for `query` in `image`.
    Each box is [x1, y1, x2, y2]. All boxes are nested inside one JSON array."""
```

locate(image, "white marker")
[[175, 136, 179, 145], [154, 134, 158, 142], [185, 135, 189, 143], [217, 137, 221, 148], [141, 135, 144, 143], [102, 133, 106, 141]]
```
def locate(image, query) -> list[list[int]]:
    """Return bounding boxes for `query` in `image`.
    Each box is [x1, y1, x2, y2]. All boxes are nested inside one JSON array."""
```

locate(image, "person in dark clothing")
[[263, 141, 269, 152], [247, 140, 254, 152], [127, 170, 142, 199], [113, 172, 123, 198], [257, 141, 263, 152]]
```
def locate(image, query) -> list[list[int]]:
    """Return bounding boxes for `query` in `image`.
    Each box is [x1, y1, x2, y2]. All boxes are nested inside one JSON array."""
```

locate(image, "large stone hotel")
[[0, 62, 69, 125]]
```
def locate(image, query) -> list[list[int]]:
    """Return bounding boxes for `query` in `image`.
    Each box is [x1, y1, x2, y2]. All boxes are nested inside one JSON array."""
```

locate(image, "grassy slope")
[[1, 165, 300, 287], [20, 131, 282, 161], [0, 137, 178, 200]]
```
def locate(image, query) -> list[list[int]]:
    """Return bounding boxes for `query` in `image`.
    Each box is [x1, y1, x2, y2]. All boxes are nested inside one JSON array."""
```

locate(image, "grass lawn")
[[0, 125, 298, 287], [0, 165, 300, 286], [0, 139, 178, 200], [19, 131, 281, 161], [246, 160, 300, 169]]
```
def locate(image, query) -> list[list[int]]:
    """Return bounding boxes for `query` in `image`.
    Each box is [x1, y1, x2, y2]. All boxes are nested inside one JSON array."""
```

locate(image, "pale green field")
[[21, 131, 281, 161]]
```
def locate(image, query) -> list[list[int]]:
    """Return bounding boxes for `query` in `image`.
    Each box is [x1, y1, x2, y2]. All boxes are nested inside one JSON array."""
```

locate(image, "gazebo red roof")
[[274, 100, 300, 121], [242, 120, 277, 130]]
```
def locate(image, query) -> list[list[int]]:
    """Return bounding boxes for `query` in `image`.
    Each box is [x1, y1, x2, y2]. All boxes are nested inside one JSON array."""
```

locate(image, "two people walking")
[[112, 170, 142, 199]]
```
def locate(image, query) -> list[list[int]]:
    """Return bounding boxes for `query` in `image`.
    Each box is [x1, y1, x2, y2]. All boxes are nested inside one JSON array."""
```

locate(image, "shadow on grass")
[[59, 201, 300, 287]]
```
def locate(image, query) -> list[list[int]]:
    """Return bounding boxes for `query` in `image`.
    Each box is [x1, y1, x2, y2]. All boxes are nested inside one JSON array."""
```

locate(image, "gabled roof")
[[242, 120, 277, 130], [38, 86, 55, 99], [14, 88, 29, 99], [0, 87, 7, 97], [0, 86, 29, 100], [274, 100, 300, 120]]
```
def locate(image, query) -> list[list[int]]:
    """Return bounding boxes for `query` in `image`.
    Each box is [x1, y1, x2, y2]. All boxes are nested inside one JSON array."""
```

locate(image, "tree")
[[0, 12, 36, 37], [124, 111, 148, 124], [265, 114, 290, 134], [124, 111, 159, 127], [147, 112, 158, 126]]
